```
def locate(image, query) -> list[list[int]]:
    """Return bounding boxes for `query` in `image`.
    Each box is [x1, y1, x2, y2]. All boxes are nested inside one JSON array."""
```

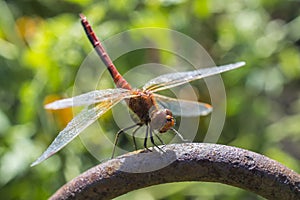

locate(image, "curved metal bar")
[[50, 143, 300, 200]]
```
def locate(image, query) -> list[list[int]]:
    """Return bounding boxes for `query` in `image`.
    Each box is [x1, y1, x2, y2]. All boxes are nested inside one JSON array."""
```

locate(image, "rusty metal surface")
[[49, 143, 300, 200]]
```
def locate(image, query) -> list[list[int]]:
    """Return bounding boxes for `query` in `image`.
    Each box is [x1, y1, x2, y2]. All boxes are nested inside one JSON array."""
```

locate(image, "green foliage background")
[[0, 0, 299, 199]]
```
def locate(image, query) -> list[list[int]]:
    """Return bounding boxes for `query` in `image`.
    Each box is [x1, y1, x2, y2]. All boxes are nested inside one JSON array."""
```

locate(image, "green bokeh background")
[[0, 0, 299, 199]]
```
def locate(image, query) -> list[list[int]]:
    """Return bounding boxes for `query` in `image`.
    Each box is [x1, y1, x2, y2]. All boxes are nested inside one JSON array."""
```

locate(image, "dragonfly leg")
[[143, 126, 152, 152], [112, 123, 140, 159], [132, 123, 143, 151], [154, 133, 166, 147], [171, 128, 191, 142], [149, 126, 163, 152], [152, 128, 166, 146]]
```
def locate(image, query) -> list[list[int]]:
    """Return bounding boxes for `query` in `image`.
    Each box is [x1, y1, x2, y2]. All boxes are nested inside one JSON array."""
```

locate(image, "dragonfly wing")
[[45, 88, 133, 110], [154, 94, 212, 117], [31, 97, 124, 166], [143, 62, 245, 92]]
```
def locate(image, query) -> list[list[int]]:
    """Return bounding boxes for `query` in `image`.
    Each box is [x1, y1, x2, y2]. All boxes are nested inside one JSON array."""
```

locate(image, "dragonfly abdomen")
[[80, 14, 131, 90]]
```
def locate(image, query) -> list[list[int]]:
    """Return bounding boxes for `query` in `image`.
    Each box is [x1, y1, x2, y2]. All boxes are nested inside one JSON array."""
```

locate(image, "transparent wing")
[[31, 97, 125, 166], [154, 94, 212, 117], [143, 62, 245, 92], [45, 88, 133, 110]]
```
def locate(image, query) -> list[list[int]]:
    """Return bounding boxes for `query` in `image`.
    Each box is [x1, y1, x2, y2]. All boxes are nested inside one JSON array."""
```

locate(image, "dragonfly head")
[[150, 109, 175, 133]]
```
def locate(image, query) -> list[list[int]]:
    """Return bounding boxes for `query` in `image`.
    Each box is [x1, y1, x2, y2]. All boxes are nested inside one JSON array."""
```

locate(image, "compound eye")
[[166, 116, 173, 122]]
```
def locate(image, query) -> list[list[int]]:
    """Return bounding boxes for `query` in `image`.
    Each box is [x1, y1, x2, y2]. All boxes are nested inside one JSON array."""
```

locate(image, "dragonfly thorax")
[[128, 90, 156, 123], [150, 109, 175, 133]]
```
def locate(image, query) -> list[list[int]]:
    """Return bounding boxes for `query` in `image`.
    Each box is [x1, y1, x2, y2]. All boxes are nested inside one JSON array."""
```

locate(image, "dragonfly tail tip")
[[79, 13, 86, 20]]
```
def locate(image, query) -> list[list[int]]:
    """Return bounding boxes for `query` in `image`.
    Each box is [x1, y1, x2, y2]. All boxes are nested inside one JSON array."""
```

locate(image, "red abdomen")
[[80, 14, 131, 90]]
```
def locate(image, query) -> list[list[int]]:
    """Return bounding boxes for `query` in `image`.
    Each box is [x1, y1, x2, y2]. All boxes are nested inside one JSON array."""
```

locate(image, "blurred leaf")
[[279, 47, 300, 80], [0, 109, 10, 135], [266, 114, 300, 142], [0, 38, 18, 59], [0, 1, 24, 47], [0, 123, 35, 186]]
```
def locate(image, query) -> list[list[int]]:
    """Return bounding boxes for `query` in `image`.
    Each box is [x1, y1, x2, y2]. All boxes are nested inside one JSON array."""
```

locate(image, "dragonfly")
[[31, 14, 245, 166]]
